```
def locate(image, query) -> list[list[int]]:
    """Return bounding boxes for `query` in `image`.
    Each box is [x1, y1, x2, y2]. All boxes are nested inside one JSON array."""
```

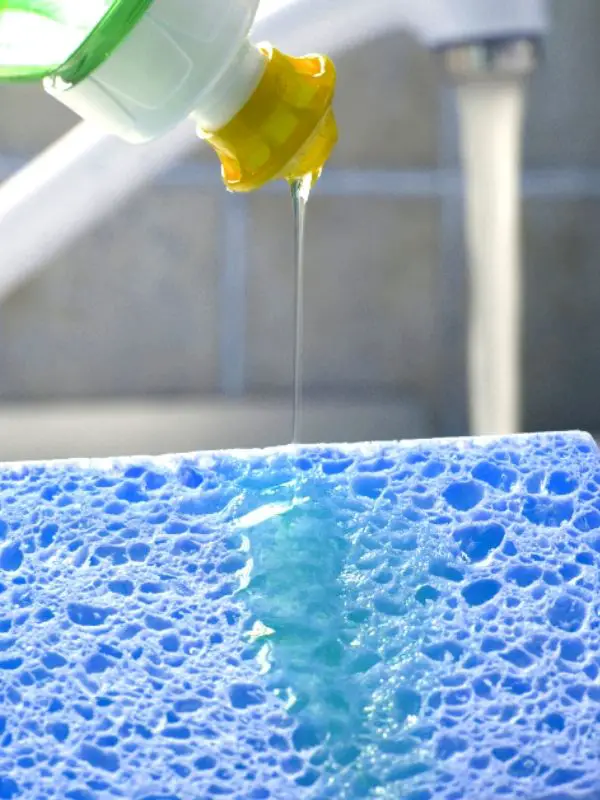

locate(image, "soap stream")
[[289, 173, 317, 444]]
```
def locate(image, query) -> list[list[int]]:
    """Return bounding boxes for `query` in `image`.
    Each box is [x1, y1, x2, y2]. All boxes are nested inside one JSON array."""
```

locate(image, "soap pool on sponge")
[[0, 432, 598, 798]]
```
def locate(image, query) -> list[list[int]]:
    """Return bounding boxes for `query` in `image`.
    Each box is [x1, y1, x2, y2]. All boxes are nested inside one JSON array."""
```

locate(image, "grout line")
[[436, 85, 469, 437], [161, 165, 600, 199], [218, 194, 248, 397], [4, 153, 600, 199]]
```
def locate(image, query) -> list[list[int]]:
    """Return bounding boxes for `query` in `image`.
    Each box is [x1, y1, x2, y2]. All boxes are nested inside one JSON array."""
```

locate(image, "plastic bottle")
[[0, 0, 338, 191]]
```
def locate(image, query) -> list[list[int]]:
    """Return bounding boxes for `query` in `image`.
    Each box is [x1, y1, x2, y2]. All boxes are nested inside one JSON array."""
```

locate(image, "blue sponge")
[[0, 431, 599, 799]]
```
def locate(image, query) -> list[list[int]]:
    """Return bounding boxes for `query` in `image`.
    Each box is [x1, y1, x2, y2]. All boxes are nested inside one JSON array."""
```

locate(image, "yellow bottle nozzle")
[[198, 44, 338, 193]]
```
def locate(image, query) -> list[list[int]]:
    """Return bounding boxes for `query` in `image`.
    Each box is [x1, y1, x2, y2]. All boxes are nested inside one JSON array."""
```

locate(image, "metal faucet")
[[440, 38, 540, 81]]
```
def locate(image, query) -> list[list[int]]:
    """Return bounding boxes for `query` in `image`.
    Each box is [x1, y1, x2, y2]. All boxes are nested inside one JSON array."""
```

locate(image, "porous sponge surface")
[[0, 432, 599, 800]]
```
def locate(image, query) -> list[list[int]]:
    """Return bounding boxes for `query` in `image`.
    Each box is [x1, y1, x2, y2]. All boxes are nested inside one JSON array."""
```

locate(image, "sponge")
[[0, 431, 598, 799]]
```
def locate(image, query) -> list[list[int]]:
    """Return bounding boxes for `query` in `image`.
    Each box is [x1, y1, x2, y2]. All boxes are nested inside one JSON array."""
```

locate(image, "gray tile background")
[[0, 0, 599, 439], [0, 188, 220, 399]]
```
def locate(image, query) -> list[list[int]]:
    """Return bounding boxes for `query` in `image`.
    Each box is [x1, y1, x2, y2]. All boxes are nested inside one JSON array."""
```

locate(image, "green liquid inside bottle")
[[0, 0, 152, 84]]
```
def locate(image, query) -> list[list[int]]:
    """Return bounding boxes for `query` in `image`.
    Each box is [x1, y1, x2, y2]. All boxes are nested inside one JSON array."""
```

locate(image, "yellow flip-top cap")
[[199, 44, 338, 193]]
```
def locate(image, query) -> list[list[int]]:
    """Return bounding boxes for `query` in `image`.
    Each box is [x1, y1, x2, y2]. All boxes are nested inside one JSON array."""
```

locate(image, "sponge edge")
[[0, 431, 598, 799]]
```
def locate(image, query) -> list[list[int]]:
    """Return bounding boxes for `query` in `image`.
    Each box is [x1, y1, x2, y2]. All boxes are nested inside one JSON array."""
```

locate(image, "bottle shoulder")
[[45, 0, 263, 141]]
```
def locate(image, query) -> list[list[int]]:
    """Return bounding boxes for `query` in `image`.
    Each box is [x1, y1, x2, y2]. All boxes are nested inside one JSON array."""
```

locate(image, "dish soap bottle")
[[0, 0, 337, 190]]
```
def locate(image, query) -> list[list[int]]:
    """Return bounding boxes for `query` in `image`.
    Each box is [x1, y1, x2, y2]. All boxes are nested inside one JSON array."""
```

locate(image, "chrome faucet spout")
[[439, 38, 541, 83]]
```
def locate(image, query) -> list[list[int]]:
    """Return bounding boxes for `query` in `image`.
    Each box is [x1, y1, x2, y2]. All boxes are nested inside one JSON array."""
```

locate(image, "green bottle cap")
[[0, 0, 153, 84]]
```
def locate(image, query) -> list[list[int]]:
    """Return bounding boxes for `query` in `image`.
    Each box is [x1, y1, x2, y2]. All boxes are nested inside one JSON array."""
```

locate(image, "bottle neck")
[[190, 40, 267, 132]]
